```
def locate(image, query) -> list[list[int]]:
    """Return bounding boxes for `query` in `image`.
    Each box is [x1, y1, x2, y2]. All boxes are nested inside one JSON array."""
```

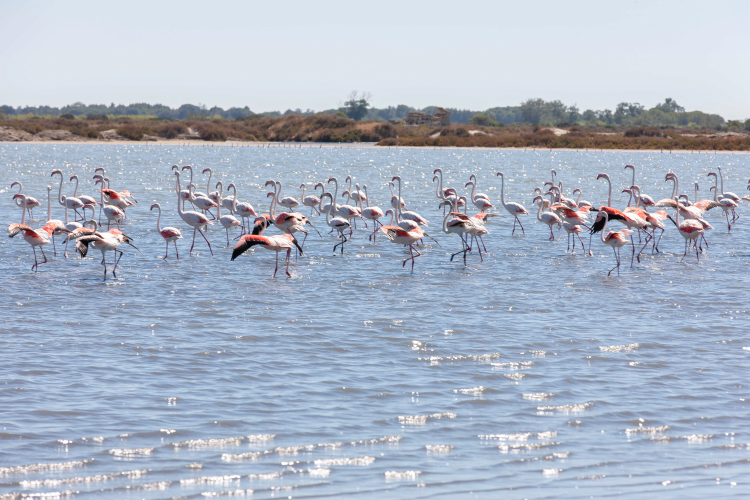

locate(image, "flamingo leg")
[[577, 233, 585, 254], [511, 217, 517, 235], [630, 239, 635, 267], [681, 239, 688, 262], [112, 249, 123, 278], [51, 235, 57, 256], [190, 227, 197, 254], [566, 233, 571, 252], [695, 239, 700, 262], [197, 228, 213, 255], [273, 251, 279, 277], [285, 248, 292, 277], [174, 241, 179, 259], [549, 226, 555, 240], [479, 235, 488, 253], [608, 247, 619, 276], [517, 217, 526, 235], [164, 240, 169, 260]]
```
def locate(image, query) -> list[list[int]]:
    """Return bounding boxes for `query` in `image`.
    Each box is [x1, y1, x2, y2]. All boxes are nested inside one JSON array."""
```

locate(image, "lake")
[[1, 143, 748, 499]]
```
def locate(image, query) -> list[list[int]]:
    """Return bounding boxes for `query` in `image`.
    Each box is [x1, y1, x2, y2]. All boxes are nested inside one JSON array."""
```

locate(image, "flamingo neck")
[[72, 177, 79, 197], [175, 174, 185, 216], [363, 186, 371, 208], [600, 213, 608, 243], [499, 175, 507, 207], [156, 206, 162, 233], [718, 169, 725, 193], [206, 171, 212, 193], [56, 174, 64, 206], [47, 189, 52, 220], [606, 177, 612, 207]]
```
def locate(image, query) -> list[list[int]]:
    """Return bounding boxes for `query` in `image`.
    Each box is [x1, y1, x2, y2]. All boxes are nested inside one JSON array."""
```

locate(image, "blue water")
[[0, 143, 748, 499]]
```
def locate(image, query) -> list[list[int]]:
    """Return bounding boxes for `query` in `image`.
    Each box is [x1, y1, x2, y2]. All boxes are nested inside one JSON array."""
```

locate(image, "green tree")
[[656, 98, 685, 113], [520, 98, 545, 124], [344, 91, 371, 121]]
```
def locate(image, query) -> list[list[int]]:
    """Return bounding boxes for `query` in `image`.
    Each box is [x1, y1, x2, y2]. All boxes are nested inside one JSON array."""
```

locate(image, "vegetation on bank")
[[1, 114, 748, 150], [377, 125, 750, 151], [2, 97, 748, 131]]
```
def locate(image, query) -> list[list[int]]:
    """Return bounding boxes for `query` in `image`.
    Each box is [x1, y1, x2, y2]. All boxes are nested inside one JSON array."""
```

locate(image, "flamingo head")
[[551, 169, 557, 176], [95, 179, 102, 186], [438, 200, 451, 209], [470, 173, 477, 181], [327, 177, 336, 183], [202, 168, 211, 174], [458, 196, 467, 203], [445, 187, 457, 195], [496, 172, 504, 177], [465, 182, 473, 188], [707, 172, 716, 177], [342, 190, 349, 197], [171, 165, 178, 171], [710, 186, 715, 192], [544, 181, 553, 186], [267, 192, 275, 198], [345, 175, 352, 182], [264, 180, 275, 187], [94, 167, 105, 173], [10, 181, 20, 188], [622, 189, 631, 194], [385, 209, 394, 216], [228, 182, 236, 190], [84, 200, 99, 207], [13, 193, 25, 201], [392, 175, 401, 182], [572, 188, 581, 194], [695, 182, 699, 190], [150, 203, 159, 211], [596, 173, 608, 180], [50, 169, 62, 177], [69, 175, 77, 181], [624, 164, 634, 171], [299, 183, 305, 189], [314, 182, 323, 189], [181, 166, 192, 171], [433, 168, 441, 174], [216, 181, 222, 189]]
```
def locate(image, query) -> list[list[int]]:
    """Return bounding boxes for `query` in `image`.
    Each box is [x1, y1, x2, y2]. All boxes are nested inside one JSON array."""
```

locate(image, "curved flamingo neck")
[[175, 173, 186, 217], [600, 212, 608, 243], [55, 173, 64, 206], [231, 185, 238, 212], [72, 176, 79, 197], [718, 168, 725, 194], [330, 179, 339, 212], [155, 205, 162, 233], [47, 187, 52, 220], [436, 170, 444, 198], [300, 184, 306, 199], [206, 170, 212, 193], [499, 174, 507, 207]]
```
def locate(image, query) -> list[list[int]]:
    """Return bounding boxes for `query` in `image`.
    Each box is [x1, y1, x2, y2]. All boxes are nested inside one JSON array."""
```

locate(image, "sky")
[[1, 0, 749, 119]]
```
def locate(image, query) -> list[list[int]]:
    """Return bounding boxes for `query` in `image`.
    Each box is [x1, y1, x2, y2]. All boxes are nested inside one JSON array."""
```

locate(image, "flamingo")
[[433, 169, 465, 212], [43, 185, 66, 256], [51, 169, 85, 221], [666, 197, 704, 263], [182, 167, 218, 219], [171, 166, 193, 210], [533, 195, 562, 240], [571, 188, 593, 209], [75, 230, 140, 280], [628, 185, 667, 260], [94, 167, 137, 206], [276, 181, 301, 211], [204, 168, 220, 204], [70, 175, 98, 219], [174, 170, 213, 255], [388, 181, 406, 210], [716, 166, 740, 204], [215, 182, 243, 245], [316, 183, 332, 214], [595, 210, 634, 276], [266, 182, 320, 253], [707, 172, 740, 227], [300, 183, 321, 215], [345, 176, 366, 206], [320, 192, 351, 253], [150, 203, 182, 259], [9, 194, 70, 270], [181, 166, 208, 199], [496, 172, 529, 235], [10, 182, 41, 219], [64, 219, 99, 257], [327, 177, 363, 230], [358, 185, 384, 242], [392, 176, 429, 227], [96, 179, 125, 230], [708, 186, 738, 231], [622, 164, 655, 206], [590, 173, 647, 266], [438, 200, 473, 263], [231, 218, 302, 278], [221, 182, 237, 215], [466, 181, 493, 212], [230, 184, 257, 233]]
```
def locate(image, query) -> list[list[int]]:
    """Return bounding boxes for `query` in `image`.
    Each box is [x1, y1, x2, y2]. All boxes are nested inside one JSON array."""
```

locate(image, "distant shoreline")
[[1, 139, 748, 154]]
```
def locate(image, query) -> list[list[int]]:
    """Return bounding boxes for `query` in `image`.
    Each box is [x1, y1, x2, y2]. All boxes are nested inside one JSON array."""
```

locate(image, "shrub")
[[116, 125, 148, 141], [86, 114, 108, 121], [196, 123, 226, 141], [60, 113, 75, 120], [624, 126, 664, 138], [71, 127, 101, 139], [155, 122, 187, 139], [374, 123, 397, 138]]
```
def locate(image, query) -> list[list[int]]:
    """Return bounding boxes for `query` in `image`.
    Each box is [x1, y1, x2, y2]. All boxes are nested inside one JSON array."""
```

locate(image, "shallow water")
[[0, 143, 748, 499]]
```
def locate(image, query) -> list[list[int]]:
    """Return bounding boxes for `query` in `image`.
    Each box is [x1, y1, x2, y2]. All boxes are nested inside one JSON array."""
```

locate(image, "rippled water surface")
[[1, 144, 748, 499]]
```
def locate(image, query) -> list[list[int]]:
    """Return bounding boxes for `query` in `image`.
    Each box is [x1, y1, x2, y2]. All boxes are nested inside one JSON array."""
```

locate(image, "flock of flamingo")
[[7, 164, 748, 278]]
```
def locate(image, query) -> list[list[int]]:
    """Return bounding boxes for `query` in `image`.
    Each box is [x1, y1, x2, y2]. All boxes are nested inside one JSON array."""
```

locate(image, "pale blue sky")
[[1, 0, 749, 118]]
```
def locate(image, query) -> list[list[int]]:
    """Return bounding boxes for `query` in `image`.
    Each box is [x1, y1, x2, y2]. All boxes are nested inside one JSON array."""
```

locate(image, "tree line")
[[1, 96, 742, 130]]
